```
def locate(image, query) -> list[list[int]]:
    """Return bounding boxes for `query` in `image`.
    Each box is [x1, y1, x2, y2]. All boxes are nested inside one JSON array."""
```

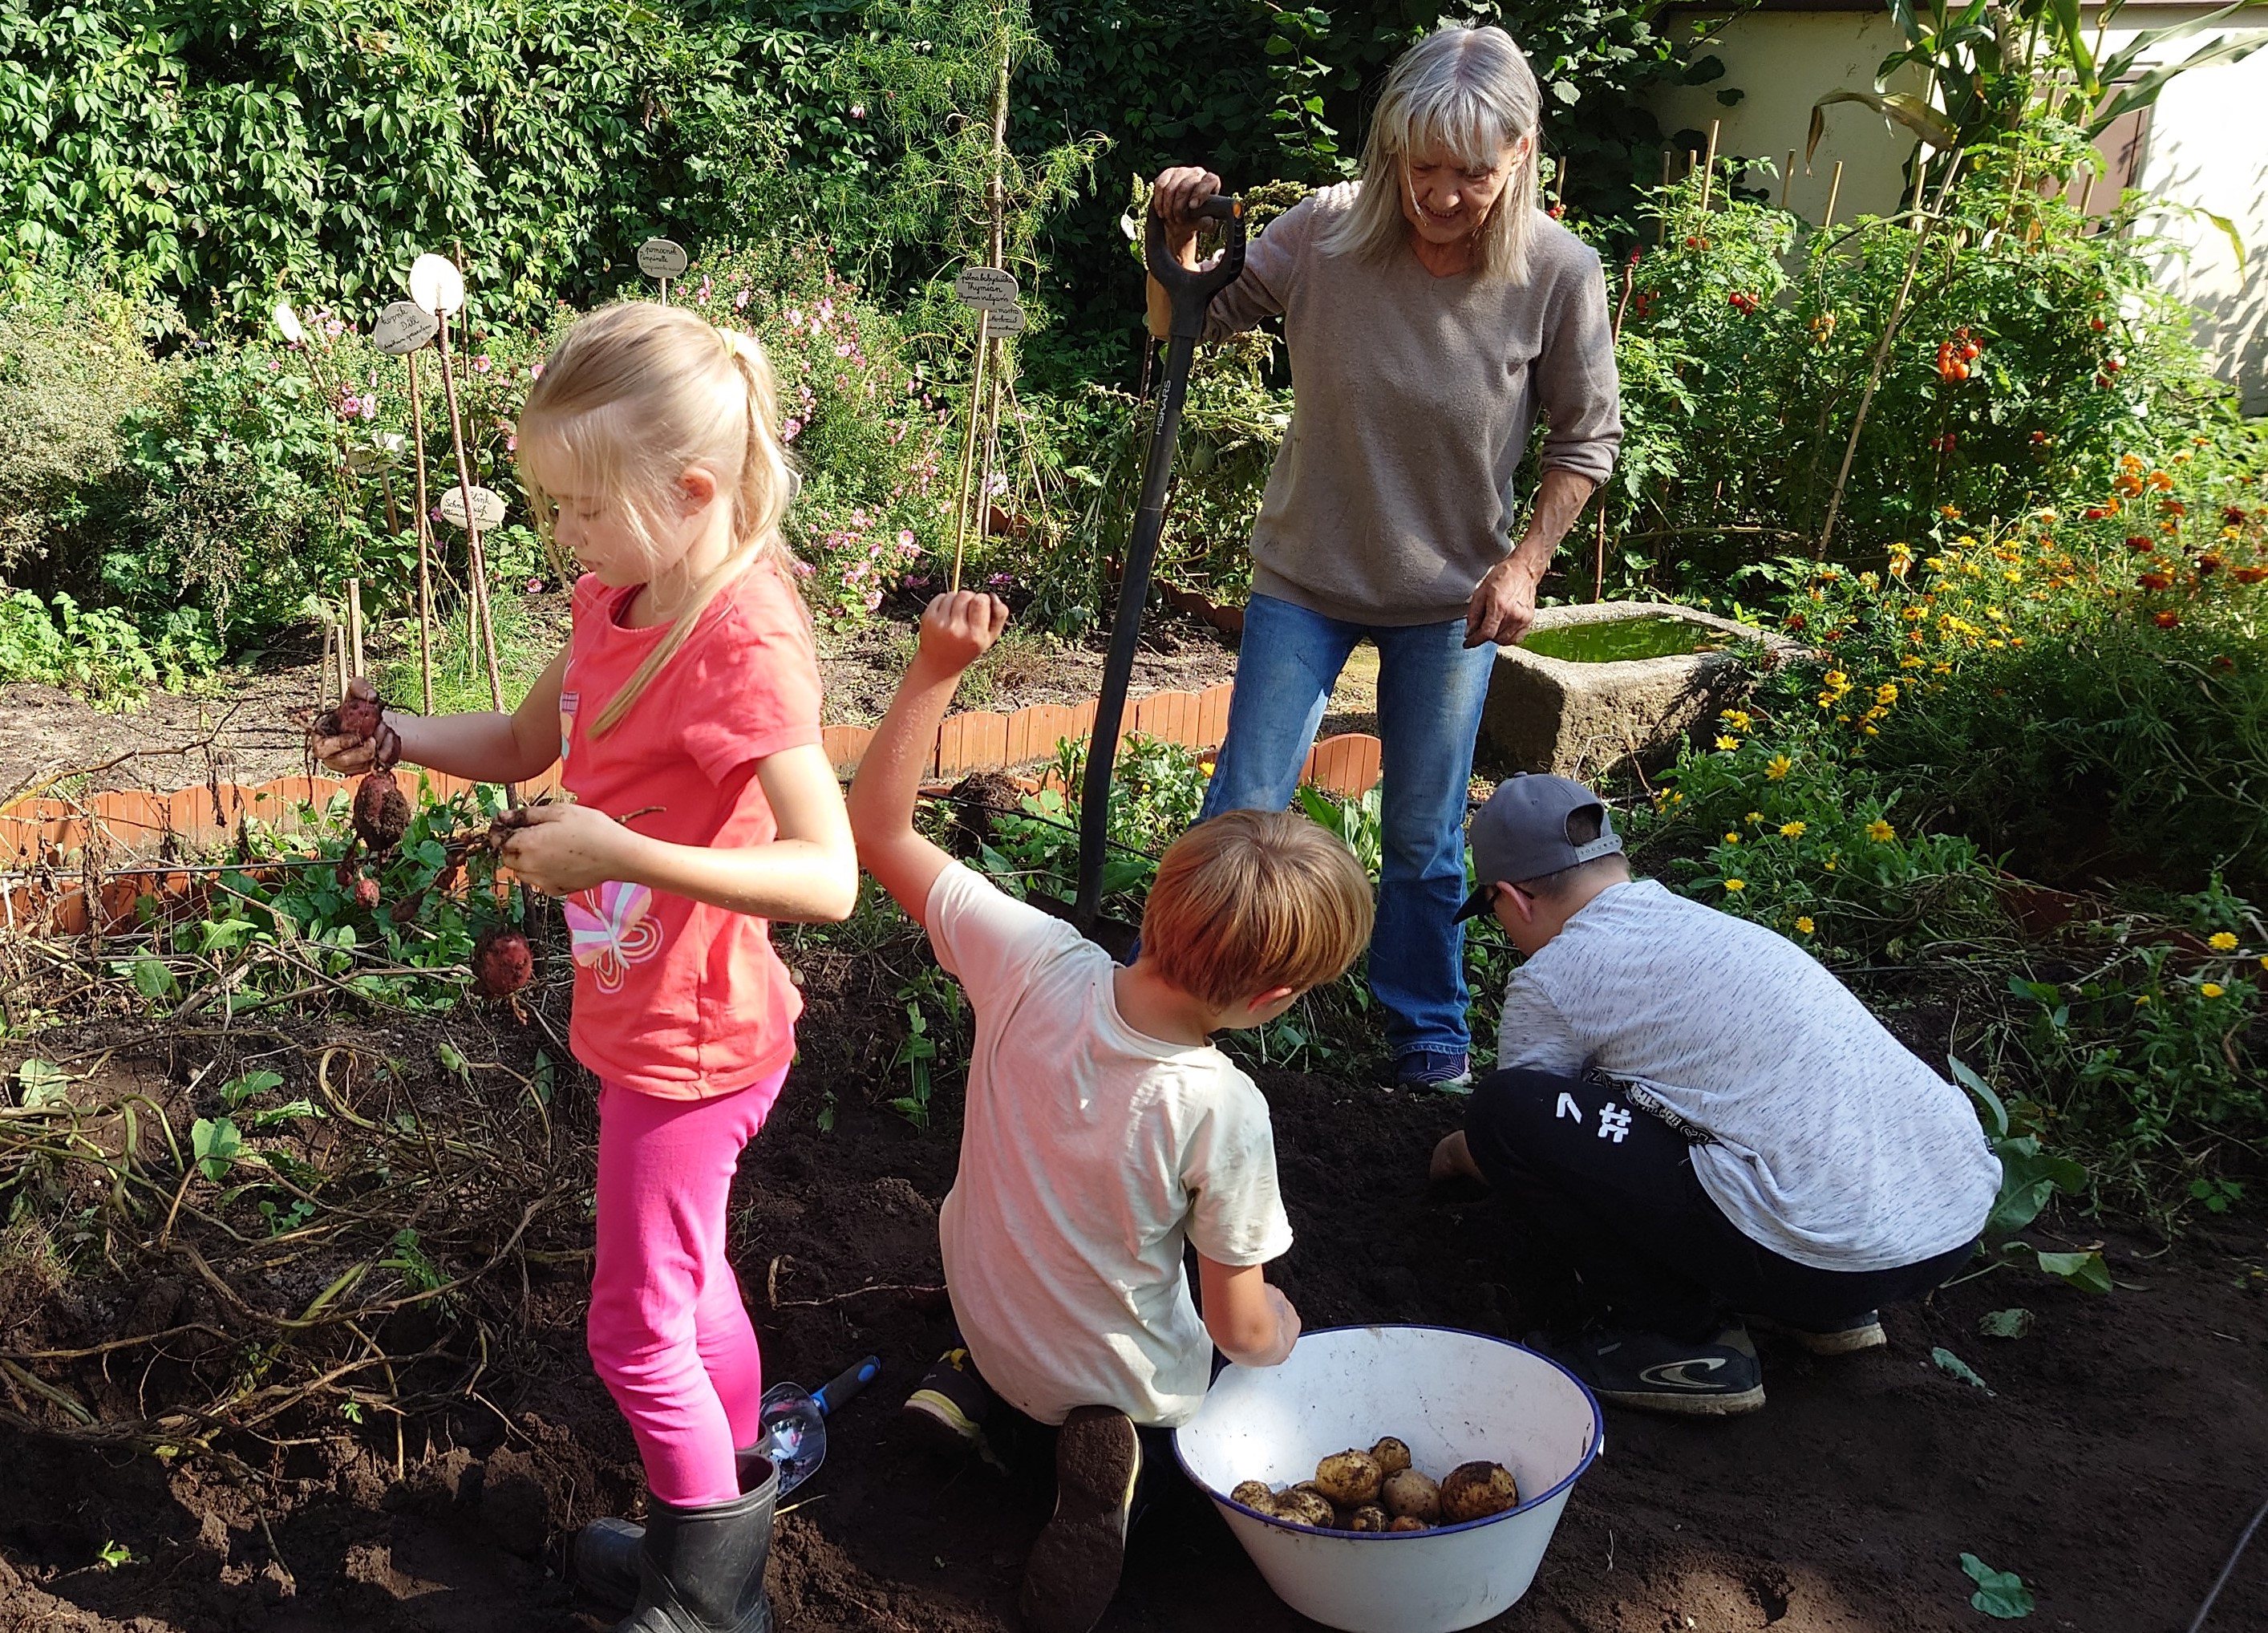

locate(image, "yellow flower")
[[1724, 832, 1742, 845], [1875, 683, 1900, 704], [1866, 819, 1896, 842], [2134, 994, 2149, 1006], [2202, 983, 2226, 999], [1901, 655, 1925, 669], [1780, 821, 1808, 838], [1715, 735, 1742, 752], [1823, 857, 1838, 873], [1723, 877, 1747, 891], [1746, 811, 1764, 825], [1823, 670, 1849, 688], [2209, 931, 2238, 951], [1795, 916, 1815, 934], [1765, 755, 1792, 780], [1719, 709, 1752, 731]]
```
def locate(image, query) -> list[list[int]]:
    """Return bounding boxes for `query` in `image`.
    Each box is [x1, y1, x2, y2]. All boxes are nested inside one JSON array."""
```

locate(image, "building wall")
[[1642, 6, 2268, 411]]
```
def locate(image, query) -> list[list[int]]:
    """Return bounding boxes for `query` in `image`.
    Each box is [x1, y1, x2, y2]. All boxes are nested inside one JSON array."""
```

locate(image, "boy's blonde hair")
[[1140, 810, 1374, 1010], [516, 302, 800, 736], [1318, 22, 1543, 286]]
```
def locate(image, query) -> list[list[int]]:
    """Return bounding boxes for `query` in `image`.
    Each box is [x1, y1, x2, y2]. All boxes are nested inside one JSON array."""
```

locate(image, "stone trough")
[[1480, 599, 1804, 780]]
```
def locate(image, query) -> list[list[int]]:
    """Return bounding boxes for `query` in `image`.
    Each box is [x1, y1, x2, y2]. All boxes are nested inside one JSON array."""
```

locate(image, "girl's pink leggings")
[[589, 1069, 785, 1507]]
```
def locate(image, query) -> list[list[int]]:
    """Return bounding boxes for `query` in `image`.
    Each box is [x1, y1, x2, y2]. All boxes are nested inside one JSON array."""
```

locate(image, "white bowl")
[[1173, 1325, 1604, 1633]]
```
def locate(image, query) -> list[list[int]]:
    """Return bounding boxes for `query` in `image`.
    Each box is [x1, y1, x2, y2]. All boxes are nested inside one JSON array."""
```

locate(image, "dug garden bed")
[[0, 947, 2263, 1633]]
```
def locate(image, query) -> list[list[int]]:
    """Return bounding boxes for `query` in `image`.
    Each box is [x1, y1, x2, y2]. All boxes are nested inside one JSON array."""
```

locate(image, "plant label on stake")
[[272, 300, 305, 345], [409, 253, 465, 318], [982, 302, 1028, 335], [438, 485, 508, 530], [373, 300, 439, 356], [639, 237, 689, 302], [952, 267, 1019, 312]]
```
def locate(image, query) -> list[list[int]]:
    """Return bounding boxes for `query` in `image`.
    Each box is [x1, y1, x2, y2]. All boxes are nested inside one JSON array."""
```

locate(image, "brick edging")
[[2, 684, 1384, 873]]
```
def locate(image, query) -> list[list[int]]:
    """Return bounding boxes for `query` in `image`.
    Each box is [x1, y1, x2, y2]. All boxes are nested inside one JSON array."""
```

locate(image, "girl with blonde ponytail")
[[313, 300, 854, 1632]]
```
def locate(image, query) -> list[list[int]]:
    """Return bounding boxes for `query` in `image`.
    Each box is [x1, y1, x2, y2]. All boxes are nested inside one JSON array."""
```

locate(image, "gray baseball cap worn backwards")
[[1453, 773, 1624, 923]]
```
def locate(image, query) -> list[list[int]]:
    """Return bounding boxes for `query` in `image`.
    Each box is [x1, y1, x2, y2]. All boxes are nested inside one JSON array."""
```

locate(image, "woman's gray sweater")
[[1202, 183, 1622, 626]]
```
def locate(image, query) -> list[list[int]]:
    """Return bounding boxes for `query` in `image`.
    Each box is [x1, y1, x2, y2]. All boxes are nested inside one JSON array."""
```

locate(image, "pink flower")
[[529, 362, 545, 379], [897, 529, 914, 548], [849, 103, 865, 119], [526, 577, 543, 592], [835, 342, 853, 358], [506, 436, 518, 452], [864, 588, 882, 610], [474, 355, 492, 374], [782, 418, 802, 441], [735, 289, 751, 310], [359, 397, 379, 420]]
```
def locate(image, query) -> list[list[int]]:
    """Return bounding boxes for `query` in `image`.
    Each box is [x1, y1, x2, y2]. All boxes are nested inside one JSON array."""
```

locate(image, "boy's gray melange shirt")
[[1498, 880, 2003, 1273], [1203, 183, 1622, 626]]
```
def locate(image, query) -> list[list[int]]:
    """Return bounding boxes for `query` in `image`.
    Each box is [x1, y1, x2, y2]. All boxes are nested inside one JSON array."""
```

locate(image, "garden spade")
[[1037, 194, 1245, 954]]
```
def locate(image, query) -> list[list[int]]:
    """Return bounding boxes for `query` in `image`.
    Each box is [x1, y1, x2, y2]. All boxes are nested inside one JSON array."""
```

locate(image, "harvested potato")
[[1439, 1461, 1521, 1522], [1273, 1487, 1338, 1530], [1313, 1449, 1384, 1506], [1369, 1436, 1413, 1476], [1380, 1468, 1441, 1522], [1387, 1514, 1431, 1533], [1229, 1480, 1278, 1513], [1343, 1505, 1389, 1533]]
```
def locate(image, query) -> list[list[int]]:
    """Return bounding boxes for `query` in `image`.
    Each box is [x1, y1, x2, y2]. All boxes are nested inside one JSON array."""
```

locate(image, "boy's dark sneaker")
[[1749, 1309, 1885, 1355], [1019, 1405, 1140, 1633], [901, 1348, 995, 1458], [1392, 1051, 1473, 1094], [1545, 1323, 1765, 1416]]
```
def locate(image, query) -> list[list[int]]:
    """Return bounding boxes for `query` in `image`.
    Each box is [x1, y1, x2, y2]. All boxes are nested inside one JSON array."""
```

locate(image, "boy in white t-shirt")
[[847, 591, 1373, 1633]]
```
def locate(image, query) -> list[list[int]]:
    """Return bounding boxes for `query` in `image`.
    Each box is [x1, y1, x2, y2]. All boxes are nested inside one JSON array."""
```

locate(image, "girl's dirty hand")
[[915, 591, 1010, 677], [495, 802, 641, 898], [310, 679, 400, 774]]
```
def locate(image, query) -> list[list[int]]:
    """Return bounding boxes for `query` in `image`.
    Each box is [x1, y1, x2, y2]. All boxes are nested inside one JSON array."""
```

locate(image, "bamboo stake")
[[1822, 160, 1845, 232], [950, 310, 991, 592], [346, 580, 365, 683], [977, 338, 1004, 560], [431, 318, 516, 804], [1699, 120, 1720, 213], [404, 353, 436, 717], [1780, 148, 1796, 210], [1817, 153, 1962, 560], [1657, 148, 1672, 243]]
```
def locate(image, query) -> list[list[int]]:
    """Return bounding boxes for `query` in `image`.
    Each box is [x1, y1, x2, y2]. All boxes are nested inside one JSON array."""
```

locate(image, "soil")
[[2, 949, 2265, 1633], [0, 594, 1260, 807]]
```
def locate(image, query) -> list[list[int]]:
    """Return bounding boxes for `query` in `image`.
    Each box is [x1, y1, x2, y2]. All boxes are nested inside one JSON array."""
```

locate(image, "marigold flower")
[[1795, 916, 1814, 934], [1765, 755, 1792, 780], [2209, 931, 2238, 951], [1723, 878, 1747, 892], [1866, 819, 1895, 842], [2201, 983, 2225, 999], [2154, 610, 2181, 629], [1780, 821, 1807, 838]]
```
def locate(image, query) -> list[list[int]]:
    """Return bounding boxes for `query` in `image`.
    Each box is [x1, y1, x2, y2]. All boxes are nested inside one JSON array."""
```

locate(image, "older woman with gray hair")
[[1152, 22, 1622, 1092]]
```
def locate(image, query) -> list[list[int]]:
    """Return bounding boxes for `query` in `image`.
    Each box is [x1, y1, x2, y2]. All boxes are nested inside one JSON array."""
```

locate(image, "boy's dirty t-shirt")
[[925, 862, 1292, 1428]]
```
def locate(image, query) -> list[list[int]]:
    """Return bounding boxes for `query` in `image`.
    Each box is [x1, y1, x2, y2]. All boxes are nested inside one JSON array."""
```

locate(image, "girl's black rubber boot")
[[612, 1455, 778, 1633], [575, 1448, 773, 1612]]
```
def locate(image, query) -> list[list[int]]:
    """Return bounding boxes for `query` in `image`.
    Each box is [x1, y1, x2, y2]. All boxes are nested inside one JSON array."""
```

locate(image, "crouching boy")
[[1432, 774, 2001, 1416], [847, 592, 1374, 1633]]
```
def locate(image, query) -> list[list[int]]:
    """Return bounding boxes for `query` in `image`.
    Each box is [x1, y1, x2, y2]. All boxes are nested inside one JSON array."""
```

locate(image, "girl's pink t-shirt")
[[557, 562, 822, 1099]]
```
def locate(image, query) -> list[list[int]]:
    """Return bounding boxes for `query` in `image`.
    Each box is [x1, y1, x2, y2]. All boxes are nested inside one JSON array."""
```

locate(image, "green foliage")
[[1960, 1553, 2036, 1620], [0, 0, 814, 328], [0, 273, 160, 569], [0, 588, 215, 703]]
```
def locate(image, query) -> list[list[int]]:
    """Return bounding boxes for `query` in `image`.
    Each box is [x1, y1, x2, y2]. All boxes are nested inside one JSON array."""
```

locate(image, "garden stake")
[[1780, 149, 1796, 210], [1699, 120, 1719, 213], [404, 351, 438, 716], [429, 316, 519, 806], [1656, 149, 1671, 242], [347, 579, 365, 683], [1819, 152, 1962, 559], [1046, 194, 1245, 951], [1822, 160, 1845, 231], [949, 307, 992, 592]]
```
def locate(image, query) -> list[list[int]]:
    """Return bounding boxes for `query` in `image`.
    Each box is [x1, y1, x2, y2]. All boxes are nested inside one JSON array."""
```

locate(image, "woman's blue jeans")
[[1197, 593, 1497, 1067]]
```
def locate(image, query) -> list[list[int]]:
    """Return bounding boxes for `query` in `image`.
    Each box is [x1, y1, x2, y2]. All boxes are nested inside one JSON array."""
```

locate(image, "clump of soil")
[[351, 767, 410, 852], [472, 927, 533, 998]]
